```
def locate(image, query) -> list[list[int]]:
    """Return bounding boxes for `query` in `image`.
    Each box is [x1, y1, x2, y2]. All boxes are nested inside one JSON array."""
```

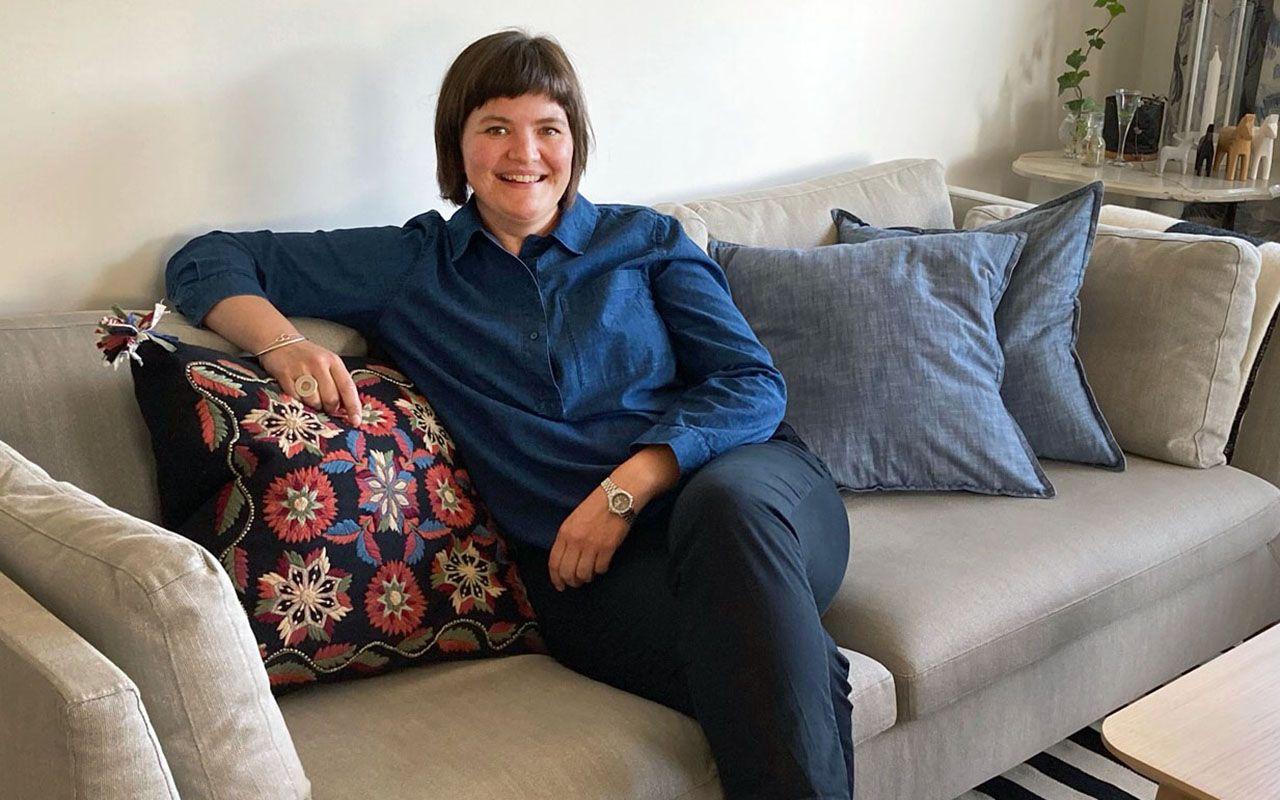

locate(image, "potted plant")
[[1057, 0, 1127, 157]]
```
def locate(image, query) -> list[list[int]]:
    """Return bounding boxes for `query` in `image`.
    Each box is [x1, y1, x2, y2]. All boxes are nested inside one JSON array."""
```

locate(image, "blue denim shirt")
[[165, 195, 787, 548]]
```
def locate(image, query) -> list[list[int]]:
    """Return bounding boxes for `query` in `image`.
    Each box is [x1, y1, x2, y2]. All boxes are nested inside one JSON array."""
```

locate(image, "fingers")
[[549, 537, 591, 591], [547, 538, 568, 592], [331, 364, 363, 426], [260, 344, 360, 424], [592, 547, 613, 577]]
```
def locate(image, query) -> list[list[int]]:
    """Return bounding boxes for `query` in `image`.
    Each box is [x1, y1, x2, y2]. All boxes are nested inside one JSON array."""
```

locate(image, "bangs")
[[463, 42, 579, 114]]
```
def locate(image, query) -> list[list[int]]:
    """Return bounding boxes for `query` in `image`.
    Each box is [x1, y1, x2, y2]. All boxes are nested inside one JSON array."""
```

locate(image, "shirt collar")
[[446, 194, 598, 262]]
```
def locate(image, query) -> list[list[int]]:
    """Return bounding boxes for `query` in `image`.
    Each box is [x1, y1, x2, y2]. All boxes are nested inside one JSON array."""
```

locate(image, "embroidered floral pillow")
[[130, 340, 542, 693]]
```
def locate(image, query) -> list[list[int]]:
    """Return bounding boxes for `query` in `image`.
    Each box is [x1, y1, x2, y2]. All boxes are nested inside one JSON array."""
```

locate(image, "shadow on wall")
[[66, 46, 430, 313], [949, 14, 1053, 199], [640, 152, 878, 206]]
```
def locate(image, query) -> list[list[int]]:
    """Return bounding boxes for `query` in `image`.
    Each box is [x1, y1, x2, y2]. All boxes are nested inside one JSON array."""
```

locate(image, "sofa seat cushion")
[[280, 649, 896, 799], [821, 455, 1280, 721]]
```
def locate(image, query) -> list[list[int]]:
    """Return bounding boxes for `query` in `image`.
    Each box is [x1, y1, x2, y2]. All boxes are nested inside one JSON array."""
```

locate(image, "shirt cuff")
[[169, 271, 269, 329], [630, 425, 711, 477]]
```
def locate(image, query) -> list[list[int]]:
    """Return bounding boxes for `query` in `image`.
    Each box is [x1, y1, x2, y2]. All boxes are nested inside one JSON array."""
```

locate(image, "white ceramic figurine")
[[1158, 131, 1196, 176], [1248, 113, 1279, 181]]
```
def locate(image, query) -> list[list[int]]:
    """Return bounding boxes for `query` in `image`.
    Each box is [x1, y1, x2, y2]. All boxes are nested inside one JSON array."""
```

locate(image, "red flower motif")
[[356, 394, 396, 436], [425, 463, 475, 529], [364, 561, 426, 636], [263, 467, 337, 543]]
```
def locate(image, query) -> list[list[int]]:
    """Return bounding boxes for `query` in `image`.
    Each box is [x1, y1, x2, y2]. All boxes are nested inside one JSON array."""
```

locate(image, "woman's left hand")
[[548, 486, 631, 591]]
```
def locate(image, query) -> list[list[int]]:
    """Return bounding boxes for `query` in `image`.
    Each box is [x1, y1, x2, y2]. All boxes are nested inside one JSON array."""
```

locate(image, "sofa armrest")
[[1228, 340, 1280, 487], [947, 185, 1032, 227], [0, 569, 178, 799], [0, 439, 312, 800]]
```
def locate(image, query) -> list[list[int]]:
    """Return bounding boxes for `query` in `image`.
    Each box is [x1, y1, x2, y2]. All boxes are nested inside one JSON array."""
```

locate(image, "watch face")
[[610, 493, 632, 513]]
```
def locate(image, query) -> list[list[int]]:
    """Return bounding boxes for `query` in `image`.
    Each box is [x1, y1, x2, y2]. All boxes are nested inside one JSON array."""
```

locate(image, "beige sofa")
[[2, 158, 1279, 800]]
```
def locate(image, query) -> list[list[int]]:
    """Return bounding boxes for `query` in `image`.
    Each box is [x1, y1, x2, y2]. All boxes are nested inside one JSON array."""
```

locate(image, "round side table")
[[1012, 150, 1280, 228]]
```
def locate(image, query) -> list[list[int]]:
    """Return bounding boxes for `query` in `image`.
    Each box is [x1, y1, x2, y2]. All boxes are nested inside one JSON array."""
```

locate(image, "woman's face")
[[461, 93, 574, 237]]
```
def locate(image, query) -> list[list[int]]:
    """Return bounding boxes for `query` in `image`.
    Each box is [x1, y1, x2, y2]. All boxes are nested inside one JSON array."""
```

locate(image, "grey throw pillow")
[[834, 182, 1125, 471], [710, 232, 1054, 498]]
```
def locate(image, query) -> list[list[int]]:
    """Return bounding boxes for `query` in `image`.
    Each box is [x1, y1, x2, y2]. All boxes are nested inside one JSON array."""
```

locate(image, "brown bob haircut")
[[435, 29, 594, 208]]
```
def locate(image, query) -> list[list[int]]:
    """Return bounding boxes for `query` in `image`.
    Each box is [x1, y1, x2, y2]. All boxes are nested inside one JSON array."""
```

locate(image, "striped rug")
[[951, 622, 1275, 800], [955, 719, 1157, 800]]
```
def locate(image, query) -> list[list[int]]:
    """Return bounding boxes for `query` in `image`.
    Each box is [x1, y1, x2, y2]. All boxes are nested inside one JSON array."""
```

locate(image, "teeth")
[[501, 174, 542, 183]]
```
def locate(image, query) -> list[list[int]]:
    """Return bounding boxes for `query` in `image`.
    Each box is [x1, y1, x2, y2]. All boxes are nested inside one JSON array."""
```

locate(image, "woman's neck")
[[475, 200, 560, 257]]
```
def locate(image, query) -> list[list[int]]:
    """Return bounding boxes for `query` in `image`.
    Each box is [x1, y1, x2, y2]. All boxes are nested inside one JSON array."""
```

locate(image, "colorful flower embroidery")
[[133, 341, 542, 694], [356, 394, 396, 436], [256, 548, 353, 646], [431, 537, 503, 614], [242, 391, 342, 458], [425, 463, 475, 528], [357, 449, 418, 532], [394, 390, 455, 462], [365, 561, 427, 636], [263, 467, 337, 543]]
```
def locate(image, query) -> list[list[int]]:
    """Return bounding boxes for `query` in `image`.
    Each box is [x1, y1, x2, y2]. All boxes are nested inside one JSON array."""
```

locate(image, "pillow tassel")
[[95, 301, 180, 368]]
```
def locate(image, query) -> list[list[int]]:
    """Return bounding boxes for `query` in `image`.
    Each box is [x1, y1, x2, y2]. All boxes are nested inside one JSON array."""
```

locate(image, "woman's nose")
[[507, 131, 539, 162]]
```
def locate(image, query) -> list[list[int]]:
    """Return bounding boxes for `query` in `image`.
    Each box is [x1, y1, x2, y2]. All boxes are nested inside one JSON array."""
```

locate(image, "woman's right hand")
[[258, 340, 363, 426]]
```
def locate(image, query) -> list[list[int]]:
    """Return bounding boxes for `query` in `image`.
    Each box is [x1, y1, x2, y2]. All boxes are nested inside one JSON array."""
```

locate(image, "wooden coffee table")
[[1101, 622, 1280, 799]]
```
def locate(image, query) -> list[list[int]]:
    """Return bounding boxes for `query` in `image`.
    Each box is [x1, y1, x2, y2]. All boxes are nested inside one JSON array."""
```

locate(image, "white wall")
[[1, 0, 1156, 316]]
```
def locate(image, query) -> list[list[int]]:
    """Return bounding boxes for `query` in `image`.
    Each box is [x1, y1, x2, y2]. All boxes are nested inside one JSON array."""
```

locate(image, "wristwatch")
[[600, 476, 637, 525]]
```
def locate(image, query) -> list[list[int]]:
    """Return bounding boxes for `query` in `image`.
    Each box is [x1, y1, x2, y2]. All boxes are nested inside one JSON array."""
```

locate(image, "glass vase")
[[1079, 112, 1106, 167], [1058, 104, 1089, 158]]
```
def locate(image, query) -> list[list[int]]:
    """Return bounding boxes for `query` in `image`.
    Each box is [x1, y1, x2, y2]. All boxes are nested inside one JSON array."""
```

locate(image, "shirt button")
[[529, 332, 540, 340]]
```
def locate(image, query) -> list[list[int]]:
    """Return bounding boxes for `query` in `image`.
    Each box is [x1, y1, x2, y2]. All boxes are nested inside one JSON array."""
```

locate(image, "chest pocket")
[[561, 269, 674, 400]]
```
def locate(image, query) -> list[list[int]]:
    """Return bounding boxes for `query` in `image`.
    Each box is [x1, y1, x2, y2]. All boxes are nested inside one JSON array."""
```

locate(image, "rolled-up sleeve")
[[164, 221, 431, 337], [629, 213, 787, 475]]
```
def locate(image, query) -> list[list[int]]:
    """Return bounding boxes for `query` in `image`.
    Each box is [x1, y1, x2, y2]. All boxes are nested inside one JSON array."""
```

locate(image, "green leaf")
[[1108, 2, 1126, 15], [1090, 37, 1106, 50], [400, 628, 434, 652], [1078, 69, 1090, 79], [1066, 49, 1086, 69], [1085, 27, 1101, 35], [1058, 72, 1084, 93], [216, 484, 245, 536], [1065, 98, 1088, 113], [1093, 0, 1107, 7]]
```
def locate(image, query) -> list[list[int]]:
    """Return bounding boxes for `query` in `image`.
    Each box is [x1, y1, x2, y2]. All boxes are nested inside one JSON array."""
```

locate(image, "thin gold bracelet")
[[253, 334, 308, 357]]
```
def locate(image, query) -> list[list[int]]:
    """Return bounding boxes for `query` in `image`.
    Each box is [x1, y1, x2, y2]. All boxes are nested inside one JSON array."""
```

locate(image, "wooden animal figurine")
[[1158, 131, 1195, 175], [1249, 113, 1279, 181], [1222, 113, 1256, 180], [1213, 119, 1240, 175], [1196, 125, 1217, 176]]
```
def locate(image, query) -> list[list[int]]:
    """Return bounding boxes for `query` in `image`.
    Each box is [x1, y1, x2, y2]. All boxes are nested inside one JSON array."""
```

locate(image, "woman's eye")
[[542, 127, 562, 135], [485, 126, 507, 135]]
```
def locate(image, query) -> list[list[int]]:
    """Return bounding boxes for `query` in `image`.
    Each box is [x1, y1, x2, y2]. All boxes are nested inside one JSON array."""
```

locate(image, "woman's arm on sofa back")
[[164, 221, 435, 338]]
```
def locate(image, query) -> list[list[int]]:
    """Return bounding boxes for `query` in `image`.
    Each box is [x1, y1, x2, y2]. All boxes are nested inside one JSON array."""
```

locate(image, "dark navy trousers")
[[509, 424, 854, 799]]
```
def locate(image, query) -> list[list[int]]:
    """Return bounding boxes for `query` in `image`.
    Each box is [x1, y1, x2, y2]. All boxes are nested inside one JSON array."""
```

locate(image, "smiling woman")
[[163, 28, 854, 799], [459, 94, 575, 255]]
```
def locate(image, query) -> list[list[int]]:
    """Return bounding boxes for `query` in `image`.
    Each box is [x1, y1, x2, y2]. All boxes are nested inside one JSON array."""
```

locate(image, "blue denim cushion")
[[832, 182, 1124, 470], [710, 232, 1054, 498]]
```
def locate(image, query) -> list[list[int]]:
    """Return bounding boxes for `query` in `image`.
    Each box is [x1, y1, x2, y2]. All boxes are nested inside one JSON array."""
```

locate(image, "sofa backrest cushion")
[[0, 310, 367, 523], [656, 158, 953, 251], [0, 440, 312, 800]]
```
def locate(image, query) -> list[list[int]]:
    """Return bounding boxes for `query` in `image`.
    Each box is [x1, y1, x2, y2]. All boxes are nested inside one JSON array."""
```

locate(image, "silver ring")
[[294, 374, 318, 397]]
